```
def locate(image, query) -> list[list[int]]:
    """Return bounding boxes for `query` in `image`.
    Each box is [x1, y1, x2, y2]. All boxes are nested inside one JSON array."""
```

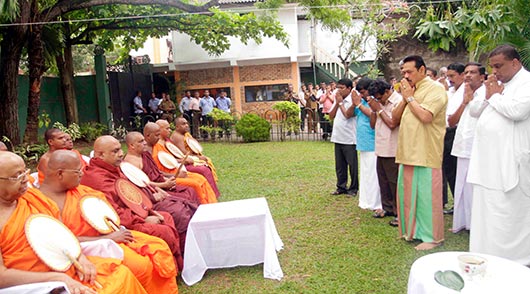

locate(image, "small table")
[[181, 197, 284, 286], [408, 251, 530, 293]]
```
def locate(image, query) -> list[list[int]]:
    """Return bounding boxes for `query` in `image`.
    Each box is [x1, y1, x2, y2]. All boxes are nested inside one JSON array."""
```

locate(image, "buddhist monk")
[[0, 151, 146, 294], [144, 122, 217, 204], [156, 119, 220, 197], [36, 150, 179, 294], [80, 135, 184, 271], [123, 132, 199, 252], [170, 117, 218, 182], [37, 128, 68, 184]]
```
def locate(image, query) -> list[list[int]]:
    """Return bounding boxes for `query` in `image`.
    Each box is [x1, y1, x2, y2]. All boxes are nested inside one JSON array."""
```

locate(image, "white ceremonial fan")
[[165, 141, 185, 159], [120, 162, 150, 188], [25, 214, 82, 272], [186, 137, 203, 155], [80, 195, 120, 234], [158, 151, 179, 170]]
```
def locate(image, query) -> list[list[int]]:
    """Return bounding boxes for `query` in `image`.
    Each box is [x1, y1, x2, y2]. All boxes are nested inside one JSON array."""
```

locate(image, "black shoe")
[[389, 218, 399, 227], [443, 208, 454, 215], [331, 190, 347, 196], [346, 190, 358, 197]]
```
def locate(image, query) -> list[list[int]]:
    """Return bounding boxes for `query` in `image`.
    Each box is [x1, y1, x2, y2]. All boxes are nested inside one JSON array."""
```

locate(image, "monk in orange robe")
[[80, 136, 184, 271], [170, 117, 218, 181], [36, 150, 178, 294], [0, 151, 145, 294], [37, 129, 87, 184], [156, 119, 220, 197], [144, 122, 217, 204]]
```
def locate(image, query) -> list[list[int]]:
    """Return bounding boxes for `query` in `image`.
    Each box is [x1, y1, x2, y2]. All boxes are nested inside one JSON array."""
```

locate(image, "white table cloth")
[[182, 197, 284, 286], [408, 251, 530, 293], [0, 282, 69, 294]]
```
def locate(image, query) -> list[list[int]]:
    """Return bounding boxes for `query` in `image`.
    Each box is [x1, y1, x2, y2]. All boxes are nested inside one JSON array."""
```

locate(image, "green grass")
[[174, 141, 469, 293]]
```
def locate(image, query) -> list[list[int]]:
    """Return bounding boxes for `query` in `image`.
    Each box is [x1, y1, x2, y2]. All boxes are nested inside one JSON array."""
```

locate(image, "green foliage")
[[207, 108, 234, 122], [1, 136, 47, 164], [412, 0, 529, 63], [272, 101, 301, 134], [235, 113, 271, 142], [79, 122, 108, 142], [38, 111, 51, 129], [110, 118, 129, 142], [52, 122, 81, 141]]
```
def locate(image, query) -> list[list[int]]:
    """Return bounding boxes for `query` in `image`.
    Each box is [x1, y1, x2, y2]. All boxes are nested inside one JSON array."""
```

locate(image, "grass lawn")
[[177, 141, 469, 294]]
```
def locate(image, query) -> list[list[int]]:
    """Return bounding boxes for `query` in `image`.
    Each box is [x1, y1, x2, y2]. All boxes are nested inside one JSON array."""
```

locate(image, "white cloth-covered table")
[[0, 282, 69, 294], [182, 197, 283, 286], [408, 251, 530, 293]]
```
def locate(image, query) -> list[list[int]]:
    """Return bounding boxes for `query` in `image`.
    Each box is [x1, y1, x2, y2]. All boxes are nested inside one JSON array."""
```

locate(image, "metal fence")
[[115, 108, 333, 143]]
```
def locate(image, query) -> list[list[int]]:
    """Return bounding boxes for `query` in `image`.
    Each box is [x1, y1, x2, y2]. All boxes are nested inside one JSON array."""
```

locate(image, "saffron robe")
[[27, 186, 179, 294], [0, 190, 146, 294], [141, 151, 199, 251], [183, 132, 218, 181], [151, 142, 217, 204], [80, 157, 183, 271]]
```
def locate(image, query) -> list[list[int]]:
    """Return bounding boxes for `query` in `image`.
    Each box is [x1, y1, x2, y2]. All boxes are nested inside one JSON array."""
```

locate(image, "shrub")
[[79, 122, 108, 142], [52, 122, 81, 141], [235, 114, 271, 143], [1, 136, 47, 164], [272, 101, 301, 134]]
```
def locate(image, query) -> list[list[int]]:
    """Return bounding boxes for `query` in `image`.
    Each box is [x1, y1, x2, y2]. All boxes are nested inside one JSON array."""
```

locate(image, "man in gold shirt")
[[392, 55, 448, 250]]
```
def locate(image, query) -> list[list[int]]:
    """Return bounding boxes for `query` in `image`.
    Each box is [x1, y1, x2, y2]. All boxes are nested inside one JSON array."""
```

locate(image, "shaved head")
[[93, 135, 124, 166], [125, 131, 143, 146], [47, 150, 80, 171], [0, 152, 28, 202], [156, 119, 169, 128], [143, 122, 160, 136], [0, 152, 24, 177], [156, 119, 171, 140]]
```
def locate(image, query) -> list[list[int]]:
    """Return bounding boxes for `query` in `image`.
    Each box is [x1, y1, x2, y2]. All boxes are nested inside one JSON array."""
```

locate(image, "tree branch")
[[45, 0, 219, 21]]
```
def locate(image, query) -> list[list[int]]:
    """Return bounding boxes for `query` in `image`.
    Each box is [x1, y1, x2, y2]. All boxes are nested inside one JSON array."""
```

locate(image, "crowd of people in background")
[[324, 45, 530, 261]]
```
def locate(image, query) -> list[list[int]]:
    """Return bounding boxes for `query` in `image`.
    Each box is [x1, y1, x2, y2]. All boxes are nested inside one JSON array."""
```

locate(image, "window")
[[244, 84, 289, 102]]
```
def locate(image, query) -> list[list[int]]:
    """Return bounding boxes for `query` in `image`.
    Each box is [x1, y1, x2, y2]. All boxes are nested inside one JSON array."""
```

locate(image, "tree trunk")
[[24, 24, 46, 144], [57, 42, 79, 125], [0, 29, 26, 145]]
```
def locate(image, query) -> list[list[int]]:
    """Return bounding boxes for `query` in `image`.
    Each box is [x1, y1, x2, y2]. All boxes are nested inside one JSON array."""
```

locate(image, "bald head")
[[143, 122, 160, 136], [125, 131, 143, 146], [0, 152, 28, 202], [93, 135, 124, 166], [124, 132, 146, 156], [156, 119, 171, 140], [0, 142, 8, 151], [47, 150, 80, 171]]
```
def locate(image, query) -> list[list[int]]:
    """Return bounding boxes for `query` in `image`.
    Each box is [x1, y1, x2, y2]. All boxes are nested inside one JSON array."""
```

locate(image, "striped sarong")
[[396, 164, 444, 243]]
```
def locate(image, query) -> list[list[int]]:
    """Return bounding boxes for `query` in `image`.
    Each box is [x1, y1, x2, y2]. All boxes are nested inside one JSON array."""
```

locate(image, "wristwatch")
[[406, 97, 415, 103]]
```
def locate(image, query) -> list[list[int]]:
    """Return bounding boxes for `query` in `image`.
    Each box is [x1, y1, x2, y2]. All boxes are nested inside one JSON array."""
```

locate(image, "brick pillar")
[[232, 65, 241, 113]]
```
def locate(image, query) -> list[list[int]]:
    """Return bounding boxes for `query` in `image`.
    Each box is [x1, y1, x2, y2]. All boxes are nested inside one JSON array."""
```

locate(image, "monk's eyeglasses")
[[0, 169, 30, 182]]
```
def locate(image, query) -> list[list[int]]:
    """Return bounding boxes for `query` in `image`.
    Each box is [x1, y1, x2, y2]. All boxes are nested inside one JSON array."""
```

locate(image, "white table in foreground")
[[182, 197, 284, 286], [408, 251, 530, 294]]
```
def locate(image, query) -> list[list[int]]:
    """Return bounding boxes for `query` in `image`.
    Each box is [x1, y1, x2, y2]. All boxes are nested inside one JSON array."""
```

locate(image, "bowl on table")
[[458, 254, 488, 279]]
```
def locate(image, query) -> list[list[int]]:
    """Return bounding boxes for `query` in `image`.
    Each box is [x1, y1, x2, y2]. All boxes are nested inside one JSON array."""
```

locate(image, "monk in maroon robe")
[[80, 135, 184, 271], [122, 132, 199, 251]]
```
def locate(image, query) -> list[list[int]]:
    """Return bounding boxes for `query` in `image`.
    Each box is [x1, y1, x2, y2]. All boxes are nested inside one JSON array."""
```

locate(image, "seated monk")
[[0, 151, 146, 294], [80, 135, 184, 271], [36, 150, 178, 294], [156, 119, 220, 197], [144, 122, 217, 204], [123, 132, 199, 252], [64, 133, 89, 165], [170, 117, 218, 182], [37, 129, 87, 184]]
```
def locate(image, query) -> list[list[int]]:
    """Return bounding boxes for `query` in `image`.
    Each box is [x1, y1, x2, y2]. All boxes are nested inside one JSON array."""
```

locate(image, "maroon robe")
[[141, 151, 199, 251], [81, 157, 184, 271]]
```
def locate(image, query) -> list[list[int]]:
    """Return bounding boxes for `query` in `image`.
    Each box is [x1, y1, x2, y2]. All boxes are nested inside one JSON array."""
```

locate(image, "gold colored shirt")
[[396, 77, 447, 168]]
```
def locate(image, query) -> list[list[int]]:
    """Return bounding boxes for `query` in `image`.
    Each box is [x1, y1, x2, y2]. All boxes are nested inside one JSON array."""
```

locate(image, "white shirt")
[[451, 85, 484, 158], [330, 94, 357, 145], [446, 84, 465, 127], [468, 68, 530, 192]]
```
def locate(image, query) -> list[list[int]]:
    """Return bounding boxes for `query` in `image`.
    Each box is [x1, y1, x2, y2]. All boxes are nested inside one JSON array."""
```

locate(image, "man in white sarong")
[[449, 63, 485, 233], [467, 45, 530, 265]]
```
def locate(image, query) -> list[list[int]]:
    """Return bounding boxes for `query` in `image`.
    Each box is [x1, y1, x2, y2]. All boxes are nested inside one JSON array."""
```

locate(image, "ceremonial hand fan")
[[158, 151, 179, 170], [120, 162, 150, 188], [186, 137, 203, 155], [25, 214, 82, 272], [165, 141, 185, 159], [80, 196, 120, 234], [115, 178, 153, 219]]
